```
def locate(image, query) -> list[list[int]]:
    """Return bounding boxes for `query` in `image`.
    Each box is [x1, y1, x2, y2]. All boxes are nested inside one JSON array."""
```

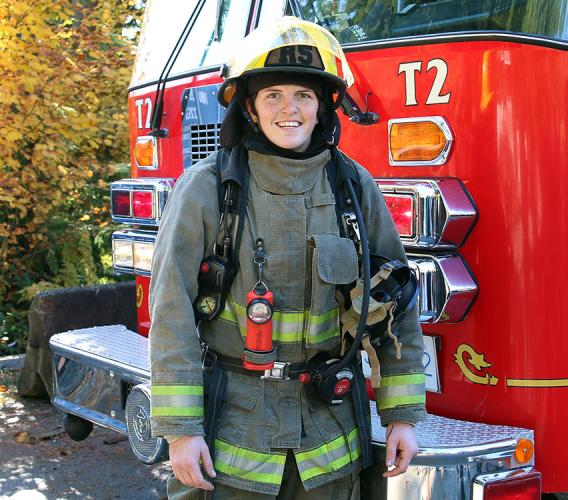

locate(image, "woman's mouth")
[[276, 121, 301, 128]]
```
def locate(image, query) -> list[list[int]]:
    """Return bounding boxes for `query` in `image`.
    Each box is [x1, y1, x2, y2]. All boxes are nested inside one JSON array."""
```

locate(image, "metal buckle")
[[201, 344, 217, 373], [261, 361, 290, 381], [343, 211, 361, 243]]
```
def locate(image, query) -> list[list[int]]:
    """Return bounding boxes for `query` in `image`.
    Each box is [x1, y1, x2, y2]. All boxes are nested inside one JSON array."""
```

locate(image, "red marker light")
[[132, 190, 154, 219], [298, 373, 311, 384], [200, 261, 210, 273], [480, 472, 541, 499], [384, 194, 414, 237], [112, 190, 131, 217]]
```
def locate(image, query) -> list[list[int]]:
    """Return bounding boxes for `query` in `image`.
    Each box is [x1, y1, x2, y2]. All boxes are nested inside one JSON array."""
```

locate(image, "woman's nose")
[[280, 95, 298, 113]]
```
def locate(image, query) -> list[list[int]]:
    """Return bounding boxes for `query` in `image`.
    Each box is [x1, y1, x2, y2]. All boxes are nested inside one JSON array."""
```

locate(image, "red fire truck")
[[49, 1, 568, 498]]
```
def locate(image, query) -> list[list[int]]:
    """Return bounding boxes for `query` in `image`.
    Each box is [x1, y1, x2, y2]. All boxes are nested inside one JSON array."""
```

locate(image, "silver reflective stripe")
[[295, 428, 360, 482], [376, 373, 426, 411], [150, 385, 204, 417], [151, 394, 202, 408], [214, 439, 286, 486], [305, 308, 339, 346]]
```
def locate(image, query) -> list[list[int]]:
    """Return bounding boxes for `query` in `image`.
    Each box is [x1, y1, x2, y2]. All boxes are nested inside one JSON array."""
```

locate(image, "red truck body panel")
[[127, 38, 568, 491]]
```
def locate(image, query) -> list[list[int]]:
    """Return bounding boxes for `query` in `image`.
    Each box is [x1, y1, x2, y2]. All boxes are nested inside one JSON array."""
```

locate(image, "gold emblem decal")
[[454, 343, 499, 386], [136, 283, 144, 308]]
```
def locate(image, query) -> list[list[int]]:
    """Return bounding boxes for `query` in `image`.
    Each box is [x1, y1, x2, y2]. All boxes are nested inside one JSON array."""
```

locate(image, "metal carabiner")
[[343, 211, 361, 243]]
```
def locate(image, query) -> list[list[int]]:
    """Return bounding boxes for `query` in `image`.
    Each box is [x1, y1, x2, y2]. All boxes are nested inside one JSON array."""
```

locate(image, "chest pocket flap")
[[310, 234, 359, 285]]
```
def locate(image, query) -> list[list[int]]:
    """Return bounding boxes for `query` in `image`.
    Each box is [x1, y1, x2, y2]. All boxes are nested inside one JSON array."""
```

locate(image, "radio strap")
[[349, 356, 373, 468]]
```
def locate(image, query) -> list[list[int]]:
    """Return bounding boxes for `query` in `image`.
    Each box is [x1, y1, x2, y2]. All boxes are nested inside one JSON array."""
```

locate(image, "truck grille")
[[189, 123, 221, 165]]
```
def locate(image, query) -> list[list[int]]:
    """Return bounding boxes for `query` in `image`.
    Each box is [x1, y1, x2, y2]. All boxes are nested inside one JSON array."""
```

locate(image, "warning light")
[[377, 178, 477, 249], [132, 190, 154, 219], [473, 470, 541, 500], [112, 230, 156, 276], [110, 179, 174, 226], [388, 117, 452, 165], [134, 136, 157, 169], [383, 194, 414, 237], [111, 190, 131, 217], [514, 438, 534, 465]]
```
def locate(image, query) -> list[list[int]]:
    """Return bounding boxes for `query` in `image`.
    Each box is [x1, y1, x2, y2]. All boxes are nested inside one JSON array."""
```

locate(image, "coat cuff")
[[150, 417, 204, 438], [378, 405, 427, 427]]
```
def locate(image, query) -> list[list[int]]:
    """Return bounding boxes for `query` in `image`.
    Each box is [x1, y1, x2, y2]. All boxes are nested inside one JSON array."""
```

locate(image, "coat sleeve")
[[354, 161, 427, 426], [149, 155, 219, 437]]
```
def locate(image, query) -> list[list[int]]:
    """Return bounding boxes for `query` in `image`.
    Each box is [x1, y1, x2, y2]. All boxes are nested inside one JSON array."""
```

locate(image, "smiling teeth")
[[278, 121, 300, 127]]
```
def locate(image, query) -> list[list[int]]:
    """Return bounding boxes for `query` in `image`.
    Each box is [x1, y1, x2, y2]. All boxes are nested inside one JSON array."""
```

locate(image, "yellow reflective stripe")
[[308, 308, 337, 325], [381, 373, 425, 387], [214, 439, 286, 486], [151, 386, 203, 417], [306, 308, 339, 346], [220, 298, 339, 345], [215, 463, 282, 485], [377, 394, 426, 411], [216, 440, 286, 464], [377, 373, 425, 410], [151, 407, 203, 417], [151, 385, 203, 396], [306, 326, 338, 344], [347, 427, 361, 461], [296, 428, 360, 482], [219, 307, 238, 324], [296, 438, 342, 462]]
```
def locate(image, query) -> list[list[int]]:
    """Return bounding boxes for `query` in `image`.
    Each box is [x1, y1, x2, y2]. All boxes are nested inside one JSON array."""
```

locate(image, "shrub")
[[0, 1, 142, 354]]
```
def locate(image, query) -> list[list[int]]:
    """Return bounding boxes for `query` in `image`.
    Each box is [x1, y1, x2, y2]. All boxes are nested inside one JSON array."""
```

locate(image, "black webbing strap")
[[350, 357, 373, 469], [203, 357, 227, 460], [215, 145, 250, 271], [325, 148, 362, 239]]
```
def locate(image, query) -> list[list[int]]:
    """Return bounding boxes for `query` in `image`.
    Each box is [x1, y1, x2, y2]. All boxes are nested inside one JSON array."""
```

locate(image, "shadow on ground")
[[0, 369, 169, 500]]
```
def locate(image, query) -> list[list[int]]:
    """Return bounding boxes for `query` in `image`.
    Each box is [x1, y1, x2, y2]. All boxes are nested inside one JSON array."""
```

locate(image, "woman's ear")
[[245, 98, 258, 124]]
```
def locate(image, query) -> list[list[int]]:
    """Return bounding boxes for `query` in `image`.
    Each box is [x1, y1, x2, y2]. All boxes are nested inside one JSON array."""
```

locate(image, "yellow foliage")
[[0, 0, 142, 304]]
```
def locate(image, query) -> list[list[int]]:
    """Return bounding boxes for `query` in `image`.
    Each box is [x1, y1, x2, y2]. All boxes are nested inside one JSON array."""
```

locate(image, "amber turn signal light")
[[134, 136, 156, 168], [514, 438, 534, 465], [389, 117, 452, 165]]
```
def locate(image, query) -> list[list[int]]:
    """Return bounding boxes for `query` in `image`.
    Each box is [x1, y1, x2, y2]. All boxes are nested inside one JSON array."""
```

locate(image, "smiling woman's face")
[[246, 84, 319, 152]]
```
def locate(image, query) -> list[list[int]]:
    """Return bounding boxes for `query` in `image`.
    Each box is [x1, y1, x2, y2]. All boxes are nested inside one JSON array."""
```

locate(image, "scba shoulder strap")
[[326, 148, 363, 245], [214, 145, 250, 269], [193, 146, 249, 322]]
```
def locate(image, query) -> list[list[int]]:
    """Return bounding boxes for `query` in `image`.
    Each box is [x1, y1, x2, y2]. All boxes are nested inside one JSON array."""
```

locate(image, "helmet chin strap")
[[237, 86, 259, 134], [326, 125, 337, 145]]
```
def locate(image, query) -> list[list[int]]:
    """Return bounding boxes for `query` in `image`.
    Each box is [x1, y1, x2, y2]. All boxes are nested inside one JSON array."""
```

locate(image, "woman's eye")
[[298, 92, 312, 99]]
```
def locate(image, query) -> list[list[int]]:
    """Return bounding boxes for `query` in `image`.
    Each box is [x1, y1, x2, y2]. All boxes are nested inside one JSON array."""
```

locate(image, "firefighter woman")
[[149, 17, 426, 499]]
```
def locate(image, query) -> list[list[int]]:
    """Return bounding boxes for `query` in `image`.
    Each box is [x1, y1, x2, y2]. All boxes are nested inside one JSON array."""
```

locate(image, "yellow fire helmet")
[[218, 16, 354, 107]]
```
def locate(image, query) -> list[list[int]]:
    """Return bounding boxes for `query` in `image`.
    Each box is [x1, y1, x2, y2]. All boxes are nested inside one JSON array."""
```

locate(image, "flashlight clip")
[[253, 238, 268, 291]]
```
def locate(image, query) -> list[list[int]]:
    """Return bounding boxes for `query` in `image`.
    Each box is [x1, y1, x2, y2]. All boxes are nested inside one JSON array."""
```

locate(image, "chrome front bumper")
[[50, 325, 149, 434], [365, 406, 535, 498], [50, 325, 537, 499]]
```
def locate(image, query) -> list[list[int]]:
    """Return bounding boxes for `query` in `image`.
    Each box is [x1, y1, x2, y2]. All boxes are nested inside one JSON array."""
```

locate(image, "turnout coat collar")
[[248, 149, 331, 195]]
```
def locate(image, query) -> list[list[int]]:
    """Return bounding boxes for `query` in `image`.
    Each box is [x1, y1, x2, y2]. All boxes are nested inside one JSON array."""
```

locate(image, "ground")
[[0, 369, 169, 500]]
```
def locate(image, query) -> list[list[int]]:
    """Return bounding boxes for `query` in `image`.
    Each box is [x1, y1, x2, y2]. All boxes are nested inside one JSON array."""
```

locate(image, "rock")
[[17, 282, 137, 398]]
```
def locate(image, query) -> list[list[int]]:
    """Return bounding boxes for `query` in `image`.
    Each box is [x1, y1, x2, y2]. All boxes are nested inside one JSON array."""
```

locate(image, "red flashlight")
[[243, 285, 274, 370]]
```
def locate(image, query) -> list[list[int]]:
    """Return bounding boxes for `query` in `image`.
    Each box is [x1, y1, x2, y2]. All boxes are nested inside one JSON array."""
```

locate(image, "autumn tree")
[[0, 1, 142, 352]]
